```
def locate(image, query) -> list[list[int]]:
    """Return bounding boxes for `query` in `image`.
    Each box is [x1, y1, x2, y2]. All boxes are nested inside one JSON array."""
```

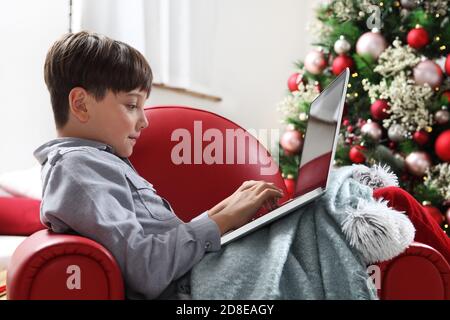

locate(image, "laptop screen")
[[294, 69, 348, 197]]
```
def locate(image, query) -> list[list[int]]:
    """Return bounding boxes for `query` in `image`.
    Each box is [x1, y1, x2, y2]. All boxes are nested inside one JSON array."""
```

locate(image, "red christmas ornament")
[[342, 118, 350, 126], [407, 26, 430, 49], [349, 145, 366, 164], [332, 54, 354, 76], [442, 91, 450, 104], [445, 54, 450, 76], [283, 177, 296, 200], [370, 99, 390, 120], [287, 73, 304, 92], [435, 129, 450, 162], [413, 130, 430, 146], [423, 205, 444, 225]]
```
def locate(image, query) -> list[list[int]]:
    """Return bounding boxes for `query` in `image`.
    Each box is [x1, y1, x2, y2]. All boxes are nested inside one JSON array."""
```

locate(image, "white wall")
[[0, 0, 69, 174], [0, 0, 318, 174]]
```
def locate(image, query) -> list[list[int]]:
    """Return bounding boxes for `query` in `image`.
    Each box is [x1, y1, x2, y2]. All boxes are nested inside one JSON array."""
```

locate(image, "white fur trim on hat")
[[352, 163, 399, 189], [341, 198, 415, 264]]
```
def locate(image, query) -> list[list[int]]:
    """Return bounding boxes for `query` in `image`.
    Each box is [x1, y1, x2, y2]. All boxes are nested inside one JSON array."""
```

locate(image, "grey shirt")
[[33, 137, 221, 299]]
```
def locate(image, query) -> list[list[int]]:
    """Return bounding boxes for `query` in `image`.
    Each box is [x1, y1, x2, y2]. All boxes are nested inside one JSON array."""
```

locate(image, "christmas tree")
[[277, 0, 450, 233]]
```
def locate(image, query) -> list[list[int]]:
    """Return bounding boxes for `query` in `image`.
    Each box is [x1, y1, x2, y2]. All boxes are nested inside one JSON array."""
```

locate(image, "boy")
[[34, 31, 284, 299]]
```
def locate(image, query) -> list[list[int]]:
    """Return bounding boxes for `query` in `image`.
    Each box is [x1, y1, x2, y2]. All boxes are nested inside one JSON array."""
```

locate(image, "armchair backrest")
[[129, 106, 288, 222]]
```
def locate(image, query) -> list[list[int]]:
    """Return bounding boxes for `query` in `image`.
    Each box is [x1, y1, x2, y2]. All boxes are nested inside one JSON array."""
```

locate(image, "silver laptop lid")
[[294, 68, 349, 197]]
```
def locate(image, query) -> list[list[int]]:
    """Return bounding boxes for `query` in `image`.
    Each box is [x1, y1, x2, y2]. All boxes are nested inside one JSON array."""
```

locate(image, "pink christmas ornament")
[[405, 151, 432, 176], [356, 30, 387, 60], [280, 129, 304, 154], [361, 121, 383, 141], [304, 49, 327, 75], [413, 59, 443, 89]]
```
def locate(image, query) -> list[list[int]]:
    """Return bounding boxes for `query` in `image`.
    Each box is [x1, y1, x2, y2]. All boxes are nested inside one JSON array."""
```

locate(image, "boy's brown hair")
[[44, 31, 153, 129]]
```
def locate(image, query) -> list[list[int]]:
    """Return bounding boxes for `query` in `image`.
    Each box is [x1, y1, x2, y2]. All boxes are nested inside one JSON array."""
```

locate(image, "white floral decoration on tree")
[[362, 72, 434, 132]]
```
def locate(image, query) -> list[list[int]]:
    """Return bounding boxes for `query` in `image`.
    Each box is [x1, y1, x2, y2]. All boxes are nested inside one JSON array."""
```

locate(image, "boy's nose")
[[139, 110, 149, 129]]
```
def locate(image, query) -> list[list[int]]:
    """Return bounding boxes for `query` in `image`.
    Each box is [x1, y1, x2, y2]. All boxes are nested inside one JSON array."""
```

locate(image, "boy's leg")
[[373, 186, 450, 264]]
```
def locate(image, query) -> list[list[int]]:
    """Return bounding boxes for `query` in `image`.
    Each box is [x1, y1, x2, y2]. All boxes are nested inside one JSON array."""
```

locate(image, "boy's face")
[[72, 88, 149, 158]]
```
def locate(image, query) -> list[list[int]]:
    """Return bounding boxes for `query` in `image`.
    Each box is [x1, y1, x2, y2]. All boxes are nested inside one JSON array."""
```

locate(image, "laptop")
[[221, 68, 350, 245]]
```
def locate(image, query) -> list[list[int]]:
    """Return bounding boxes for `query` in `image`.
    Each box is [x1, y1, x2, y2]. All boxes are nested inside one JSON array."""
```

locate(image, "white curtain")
[[71, 0, 218, 93]]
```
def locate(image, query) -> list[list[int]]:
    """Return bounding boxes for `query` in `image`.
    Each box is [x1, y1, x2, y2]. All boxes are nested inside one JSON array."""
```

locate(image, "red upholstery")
[[378, 242, 450, 299], [0, 197, 45, 235], [7, 229, 124, 300], [373, 186, 450, 299], [129, 106, 289, 221], [5, 106, 450, 299]]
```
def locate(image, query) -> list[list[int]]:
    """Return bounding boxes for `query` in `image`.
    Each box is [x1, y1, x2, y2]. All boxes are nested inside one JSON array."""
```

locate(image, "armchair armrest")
[[378, 241, 450, 300], [7, 229, 124, 300]]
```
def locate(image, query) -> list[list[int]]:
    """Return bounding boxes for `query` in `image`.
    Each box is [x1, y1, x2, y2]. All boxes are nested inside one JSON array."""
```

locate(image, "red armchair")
[[6, 106, 450, 299]]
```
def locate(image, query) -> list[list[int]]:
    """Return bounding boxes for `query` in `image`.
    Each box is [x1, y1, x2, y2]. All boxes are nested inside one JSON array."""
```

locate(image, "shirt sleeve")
[[40, 150, 221, 299]]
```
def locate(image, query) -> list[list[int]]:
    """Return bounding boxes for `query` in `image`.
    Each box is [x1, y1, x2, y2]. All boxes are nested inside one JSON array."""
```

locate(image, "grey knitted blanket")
[[188, 165, 415, 299]]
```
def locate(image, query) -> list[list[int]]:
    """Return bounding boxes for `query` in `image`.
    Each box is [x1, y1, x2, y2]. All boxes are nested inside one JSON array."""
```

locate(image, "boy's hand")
[[208, 181, 284, 234]]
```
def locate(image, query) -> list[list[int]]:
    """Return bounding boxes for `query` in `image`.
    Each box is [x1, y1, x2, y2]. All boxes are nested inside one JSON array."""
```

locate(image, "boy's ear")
[[68, 87, 90, 123]]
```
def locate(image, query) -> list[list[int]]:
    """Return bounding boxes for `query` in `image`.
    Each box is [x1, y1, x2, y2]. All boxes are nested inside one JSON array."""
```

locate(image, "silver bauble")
[[435, 109, 450, 125], [400, 0, 418, 9], [334, 36, 351, 55], [388, 124, 407, 142]]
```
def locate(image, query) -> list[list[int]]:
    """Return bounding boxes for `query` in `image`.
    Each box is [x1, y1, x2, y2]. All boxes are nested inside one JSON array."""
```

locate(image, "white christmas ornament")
[[334, 36, 351, 54]]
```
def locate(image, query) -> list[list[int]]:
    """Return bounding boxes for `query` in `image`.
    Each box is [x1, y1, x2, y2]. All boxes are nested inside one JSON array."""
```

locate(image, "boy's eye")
[[126, 104, 138, 110]]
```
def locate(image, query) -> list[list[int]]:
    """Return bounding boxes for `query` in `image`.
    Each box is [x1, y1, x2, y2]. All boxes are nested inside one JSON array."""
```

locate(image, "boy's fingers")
[[256, 188, 284, 206], [253, 181, 284, 195]]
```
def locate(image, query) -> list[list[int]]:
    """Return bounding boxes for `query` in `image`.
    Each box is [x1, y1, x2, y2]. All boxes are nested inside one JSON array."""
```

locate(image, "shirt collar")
[[33, 137, 116, 165]]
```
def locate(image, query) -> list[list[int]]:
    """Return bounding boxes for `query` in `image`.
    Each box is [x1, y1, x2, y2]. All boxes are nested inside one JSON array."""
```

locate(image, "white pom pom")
[[341, 198, 415, 264], [352, 163, 399, 189]]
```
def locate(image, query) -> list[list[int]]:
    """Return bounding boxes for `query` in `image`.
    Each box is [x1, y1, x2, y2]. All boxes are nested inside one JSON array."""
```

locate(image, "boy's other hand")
[[208, 181, 284, 235]]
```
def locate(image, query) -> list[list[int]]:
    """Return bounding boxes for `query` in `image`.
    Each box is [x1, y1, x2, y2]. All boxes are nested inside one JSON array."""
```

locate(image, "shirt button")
[[205, 241, 211, 250]]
